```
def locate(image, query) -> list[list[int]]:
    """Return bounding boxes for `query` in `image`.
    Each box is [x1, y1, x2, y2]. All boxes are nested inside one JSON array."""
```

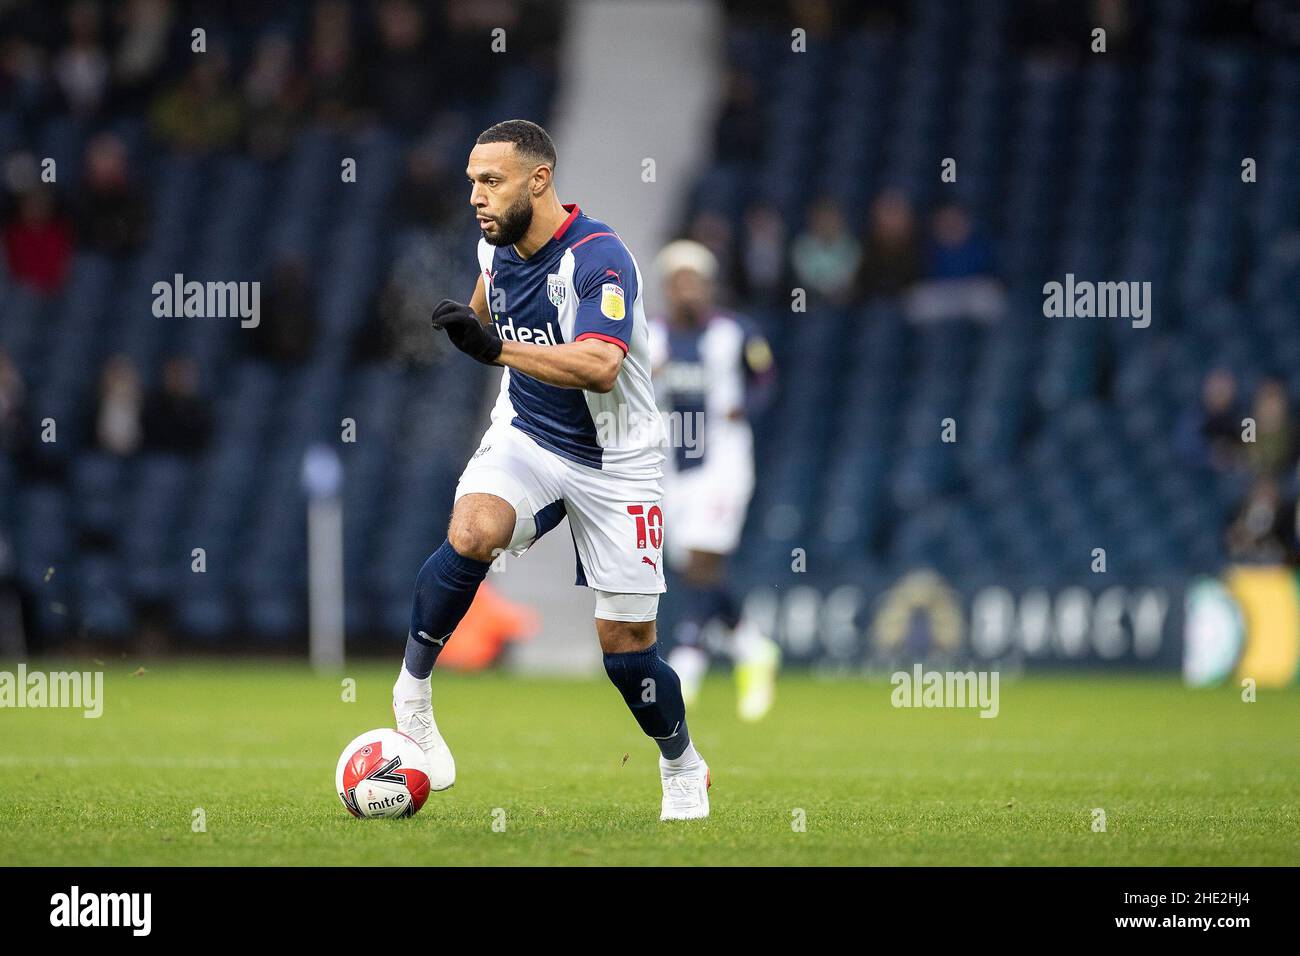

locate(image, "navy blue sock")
[[603, 642, 690, 759], [403, 539, 492, 678]]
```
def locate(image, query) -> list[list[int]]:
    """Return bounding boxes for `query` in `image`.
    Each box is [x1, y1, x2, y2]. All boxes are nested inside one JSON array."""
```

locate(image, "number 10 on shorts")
[[626, 504, 663, 550]]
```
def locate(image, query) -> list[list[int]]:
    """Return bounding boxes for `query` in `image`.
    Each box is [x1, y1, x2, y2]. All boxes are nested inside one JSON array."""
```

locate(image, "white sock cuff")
[[395, 663, 431, 698], [662, 741, 701, 770]]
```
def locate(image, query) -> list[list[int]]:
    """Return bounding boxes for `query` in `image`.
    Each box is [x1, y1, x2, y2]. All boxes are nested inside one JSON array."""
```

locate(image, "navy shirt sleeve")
[[571, 236, 638, 354]]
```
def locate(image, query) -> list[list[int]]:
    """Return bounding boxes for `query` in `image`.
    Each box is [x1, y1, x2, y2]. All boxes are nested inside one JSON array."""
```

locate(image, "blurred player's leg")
[[664, 549, 729, 706], [393, 493, 513, 790], [664, 585, 710, 708], [733, 615, 781, 723], [667, 547, 779, 720]]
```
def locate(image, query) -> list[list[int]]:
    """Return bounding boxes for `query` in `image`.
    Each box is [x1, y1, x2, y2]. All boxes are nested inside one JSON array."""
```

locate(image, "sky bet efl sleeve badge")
[[600, 282, 626, 320]]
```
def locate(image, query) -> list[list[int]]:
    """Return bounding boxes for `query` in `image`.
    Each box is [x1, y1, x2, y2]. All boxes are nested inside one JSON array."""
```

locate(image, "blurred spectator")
[[74, 132, 150, 258], [143, 356, 213, 455], [94, 354, 143, 457], [1013, 0, 1089, 63], [0, 349, 29, 463], [150, 52, 243, 154], [1177, 368, 1243, 472], [243, 32, 308, 163], [713, 68, 764, 165], [4, 187, 73, 295], [250, 257, 316, 365], [363, 0, 437, 135], [739, 201, 788, 303], [789, 0, 836, 36], [927, 202, 995, 279], [1226, 476, 1296, 564], [1, 35, 55, 119], [308, 0, 363, 128], [397, 140, 456, 228], [791, 198, 860, 305], [1245, 378, 1296, 480], [439, 0, 529, 106], [110, 0, 174, 115], [906, 202, 1005, 323], [54, 0, 109, 118], [1092, 0, 1150, 61], [853, 188, 921, 301]]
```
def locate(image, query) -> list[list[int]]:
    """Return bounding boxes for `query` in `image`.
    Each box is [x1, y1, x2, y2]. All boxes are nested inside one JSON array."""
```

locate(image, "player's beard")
[[483, 189, 534, 247]]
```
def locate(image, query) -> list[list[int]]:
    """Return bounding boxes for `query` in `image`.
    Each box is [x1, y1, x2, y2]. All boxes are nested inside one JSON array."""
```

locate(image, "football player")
[[393, 120, 709, 820]]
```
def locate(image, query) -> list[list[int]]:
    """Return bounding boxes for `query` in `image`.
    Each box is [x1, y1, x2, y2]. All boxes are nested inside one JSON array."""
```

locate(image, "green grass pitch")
[[1, 662, 1297, 866]]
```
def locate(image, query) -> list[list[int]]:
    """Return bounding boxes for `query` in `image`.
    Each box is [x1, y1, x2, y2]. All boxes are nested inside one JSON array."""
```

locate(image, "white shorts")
[[662, 445, 755, 564], [455, 422, 665, 619]]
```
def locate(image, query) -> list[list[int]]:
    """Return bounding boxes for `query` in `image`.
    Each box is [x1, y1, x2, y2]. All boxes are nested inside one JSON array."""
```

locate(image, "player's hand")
[[431, 299, 502, 365]]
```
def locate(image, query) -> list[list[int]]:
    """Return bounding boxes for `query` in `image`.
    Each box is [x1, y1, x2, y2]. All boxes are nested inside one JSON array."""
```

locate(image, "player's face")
[[467, 142, 535, 248], [665, 269, 712, 323]]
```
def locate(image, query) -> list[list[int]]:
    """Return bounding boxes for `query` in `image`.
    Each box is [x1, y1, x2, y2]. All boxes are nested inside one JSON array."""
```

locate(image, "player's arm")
[[540, 237, 635, 394], [497, 337, 624, 393], [429, 296, 624, 392], [433, 238, 635, 393], [463, 271, 624, 391], [469, 273, 489, 321]]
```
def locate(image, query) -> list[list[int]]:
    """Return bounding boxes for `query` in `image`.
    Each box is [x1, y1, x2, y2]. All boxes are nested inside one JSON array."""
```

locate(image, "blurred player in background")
[[650, 240, 780, 721]]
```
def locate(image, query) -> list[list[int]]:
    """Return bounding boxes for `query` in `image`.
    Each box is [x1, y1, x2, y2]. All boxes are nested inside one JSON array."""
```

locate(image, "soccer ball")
[[335, 728, 431, 819]]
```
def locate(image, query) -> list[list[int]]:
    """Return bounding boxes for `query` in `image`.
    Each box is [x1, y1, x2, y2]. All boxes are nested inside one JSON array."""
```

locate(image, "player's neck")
[[670, 307, 707, 330], [513, 194, 570, 260]]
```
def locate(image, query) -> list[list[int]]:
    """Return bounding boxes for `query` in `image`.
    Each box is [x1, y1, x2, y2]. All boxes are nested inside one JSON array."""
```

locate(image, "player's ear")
[[532, 164, 552, 197]]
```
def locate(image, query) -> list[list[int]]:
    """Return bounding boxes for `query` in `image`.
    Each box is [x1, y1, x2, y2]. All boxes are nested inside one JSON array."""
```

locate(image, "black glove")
[[431, 299, 502, 365]]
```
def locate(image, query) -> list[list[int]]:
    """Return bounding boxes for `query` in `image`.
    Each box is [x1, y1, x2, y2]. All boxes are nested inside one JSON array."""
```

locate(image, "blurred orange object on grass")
[[436, 582, 539, 670]]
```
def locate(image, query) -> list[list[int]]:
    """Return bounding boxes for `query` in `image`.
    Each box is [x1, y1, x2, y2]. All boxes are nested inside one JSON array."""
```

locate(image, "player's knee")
[[597, 619, 656, 655], [447, 513, 509, 563]]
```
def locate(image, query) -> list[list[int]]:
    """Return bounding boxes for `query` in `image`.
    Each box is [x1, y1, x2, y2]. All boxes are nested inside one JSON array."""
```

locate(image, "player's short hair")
[[476, 119, 557, 172]]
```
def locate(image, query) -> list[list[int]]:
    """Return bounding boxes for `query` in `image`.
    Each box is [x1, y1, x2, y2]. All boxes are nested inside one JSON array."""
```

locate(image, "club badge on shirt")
[[600, 283, 625, 320], [547, 273, 567, 307]]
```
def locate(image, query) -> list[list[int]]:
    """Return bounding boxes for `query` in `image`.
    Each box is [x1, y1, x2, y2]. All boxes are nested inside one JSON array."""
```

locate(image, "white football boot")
[[659, 752, 711, 821], [392, 673, 456, 791]]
